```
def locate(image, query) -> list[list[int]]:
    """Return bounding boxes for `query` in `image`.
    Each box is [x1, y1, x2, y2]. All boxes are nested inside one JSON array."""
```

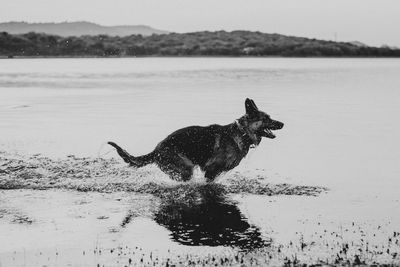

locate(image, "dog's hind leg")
[[155, 152, 195, 181], [160, 165, 193, 181], [108, 141, 154, 167]]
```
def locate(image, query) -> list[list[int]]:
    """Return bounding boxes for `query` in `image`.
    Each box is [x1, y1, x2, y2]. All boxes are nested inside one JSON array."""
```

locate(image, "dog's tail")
[[108, 141, 154, 167]]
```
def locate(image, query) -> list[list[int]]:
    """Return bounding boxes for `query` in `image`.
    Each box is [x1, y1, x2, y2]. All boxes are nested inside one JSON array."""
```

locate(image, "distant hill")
[[0, 21, 168, 37], [1, 30, 400, 57], [350, 41, 367, 47]]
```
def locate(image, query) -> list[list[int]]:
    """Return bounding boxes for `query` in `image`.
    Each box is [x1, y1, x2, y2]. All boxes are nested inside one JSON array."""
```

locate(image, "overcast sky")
[[2, 0, 399, 47]]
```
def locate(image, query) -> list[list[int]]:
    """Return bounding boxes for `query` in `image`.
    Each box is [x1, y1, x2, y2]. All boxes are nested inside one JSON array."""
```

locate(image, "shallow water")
[[1, 58, 400, 189], [1, 58, 400, 265]]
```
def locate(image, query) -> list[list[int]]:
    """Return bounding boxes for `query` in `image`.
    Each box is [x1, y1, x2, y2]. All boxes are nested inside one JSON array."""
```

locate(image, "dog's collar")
[[235, 120, 256, 148], [234, 120, 257, 149]]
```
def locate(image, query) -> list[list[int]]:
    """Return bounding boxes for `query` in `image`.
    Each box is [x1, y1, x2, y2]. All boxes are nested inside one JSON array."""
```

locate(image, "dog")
[[108, 98, 283, 181]]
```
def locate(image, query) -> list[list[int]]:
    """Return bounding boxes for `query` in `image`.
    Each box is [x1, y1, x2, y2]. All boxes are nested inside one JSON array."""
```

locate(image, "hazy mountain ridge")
[[0, 21, 168, 37], [1, 30, 400, 57]]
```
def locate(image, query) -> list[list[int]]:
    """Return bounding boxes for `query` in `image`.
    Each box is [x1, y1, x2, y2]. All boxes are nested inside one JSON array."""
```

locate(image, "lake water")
[[1, 58, 400, 265]]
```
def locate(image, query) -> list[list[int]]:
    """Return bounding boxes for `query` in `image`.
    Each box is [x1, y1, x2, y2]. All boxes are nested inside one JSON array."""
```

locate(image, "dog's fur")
[[109, 98, 283, 181]]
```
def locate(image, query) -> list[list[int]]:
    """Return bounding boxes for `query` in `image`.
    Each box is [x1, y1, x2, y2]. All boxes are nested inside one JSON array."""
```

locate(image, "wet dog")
[[109, 98, 283, 181]]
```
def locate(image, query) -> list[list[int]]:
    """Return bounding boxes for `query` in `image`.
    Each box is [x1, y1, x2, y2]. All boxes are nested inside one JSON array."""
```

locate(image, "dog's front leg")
[[203, 160, 224, 181]]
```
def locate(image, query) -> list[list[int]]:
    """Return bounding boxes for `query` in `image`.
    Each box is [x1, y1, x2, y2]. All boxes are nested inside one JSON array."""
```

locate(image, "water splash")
[[0, 152, 326, 196]]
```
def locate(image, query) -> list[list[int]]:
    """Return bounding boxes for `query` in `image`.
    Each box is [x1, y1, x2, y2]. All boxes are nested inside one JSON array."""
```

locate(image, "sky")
[[1, 0, 399, 47]]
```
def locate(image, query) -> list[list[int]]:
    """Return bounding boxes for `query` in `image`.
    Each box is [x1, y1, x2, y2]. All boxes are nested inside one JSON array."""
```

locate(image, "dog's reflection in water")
[[122, 183, 269, 250]]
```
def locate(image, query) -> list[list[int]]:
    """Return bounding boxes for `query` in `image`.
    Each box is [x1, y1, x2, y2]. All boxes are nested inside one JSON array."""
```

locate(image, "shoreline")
[[2, 55, 400, 59]]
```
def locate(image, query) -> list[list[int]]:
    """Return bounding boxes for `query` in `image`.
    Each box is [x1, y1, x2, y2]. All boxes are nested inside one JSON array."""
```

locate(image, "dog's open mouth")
[[260, 120, 284, 139], [261, 128, 276, 139]]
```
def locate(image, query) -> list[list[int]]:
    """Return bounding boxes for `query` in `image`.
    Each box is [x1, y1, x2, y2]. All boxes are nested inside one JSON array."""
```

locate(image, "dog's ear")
[[245, 98, 258, 116]]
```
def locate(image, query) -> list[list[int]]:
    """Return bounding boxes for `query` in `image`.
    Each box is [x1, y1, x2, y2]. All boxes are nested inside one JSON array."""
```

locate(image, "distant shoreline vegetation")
[[1, 31, 400, 58]]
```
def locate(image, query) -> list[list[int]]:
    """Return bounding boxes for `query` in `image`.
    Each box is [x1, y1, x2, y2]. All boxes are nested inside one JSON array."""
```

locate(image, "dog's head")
[[238, 98, 284, 144]]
